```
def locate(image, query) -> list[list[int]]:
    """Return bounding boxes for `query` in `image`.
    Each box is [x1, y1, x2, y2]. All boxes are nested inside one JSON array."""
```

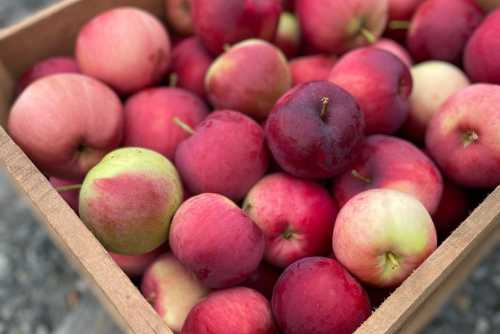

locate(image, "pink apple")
[[182, 287, 277, 334], [141, 253, 209, 332], [296, 0, 388, 54], [426, 84, 500, 188], [165, 0, 193, 36], [274, 12, 301, 58], [401, 61, 470, 143], [123, 87, 209, 160], [329, 47, 412, 135], [169, 193, 265, 288], [288, 55, 337, 86], [242, 263, 281, 300], [407, 0, 483, 63], [272, 257, 371, 334], [8, 74, 123, 179], [464, 9, 500, 84], [49, 177, 83, 212], [372, 38, 413, 68], [110, 245, 166, 277], [333, 189, 438, 287], [243, 173, 338, 267], [76, 7, 171, 94], [333, 135, 443, 214], [191, 0, 282, 55]]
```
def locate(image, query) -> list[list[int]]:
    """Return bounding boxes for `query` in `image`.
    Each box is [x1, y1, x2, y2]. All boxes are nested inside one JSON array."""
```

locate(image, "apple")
[[401, 61, 470, 143], [191, 0, 282, 55], [426, 84, 500, 188], [16, 56, 79, 95], [182, 287, 277, 334], [76, 7, 171, 94], [288, 55, 337, 86], [333, 189, 437, 287], [206, 39, 291, 120], [329, 47, 412, 135], [388, 0, 424, 19], [49, 177, 83, 213], [242, 263, 281, 300], [169, 193, 265, 288], [170, 37, 214, 99], [243, 173, 338, 267], [110, 244, 166, 277], [165, 0, 193, 36], [475, 0, 500, 12], [407, 0, 483, 63], [79, 147, 183, 255], [464, 9, 500, 84], [123, 87, 209, 160], [266, 80, 364, 179], [333, 135, 443, 214], [272, 257, 371, 334], [141, 253, 209, 332], [274, 12, 301, 58], [8, 74, 123, 179], [372, 38, 413, 68], [175, 110, 269, 201]]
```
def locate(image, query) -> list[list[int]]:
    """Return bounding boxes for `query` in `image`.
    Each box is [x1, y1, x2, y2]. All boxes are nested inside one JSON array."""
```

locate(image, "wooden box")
[[1, 1, 499, 333]]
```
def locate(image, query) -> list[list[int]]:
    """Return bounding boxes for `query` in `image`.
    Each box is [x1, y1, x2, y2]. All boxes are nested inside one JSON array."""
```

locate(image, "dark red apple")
[[242, 263, 281, 300]]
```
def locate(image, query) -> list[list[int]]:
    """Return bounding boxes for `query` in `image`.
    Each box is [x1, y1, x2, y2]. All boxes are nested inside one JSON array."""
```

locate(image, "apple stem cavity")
[[351, 169, 371, 183], [173, 117, 195, 135], [320, 96, 329, 121], [360, 29, 376, 44], [462, 130, 479, 148], [169, 73, 178, 87], [282, 226, 294, 240], [389, 20, 410, 30], [56, 184, 82, 193], [386, 252, 400, 270]]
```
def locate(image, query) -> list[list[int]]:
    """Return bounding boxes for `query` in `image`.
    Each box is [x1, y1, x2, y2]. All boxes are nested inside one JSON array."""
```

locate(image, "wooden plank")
[[355, 187, 500, 334]]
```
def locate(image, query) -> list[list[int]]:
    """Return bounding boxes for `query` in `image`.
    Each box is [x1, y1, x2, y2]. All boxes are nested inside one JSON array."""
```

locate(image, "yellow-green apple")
[[426, 84, 500, 188], [333, 189, 437, 287], [475, 0, 500, 11], [16, 56, 79, 95], [123, 87, 209, 160], [191, 0, 282, 55], [333, 135, 443, 213], [265, 81, 364, 179], [206, 39, 291, 120], [372, 38, 413, 68], [288, 55, 337, 86], [243, 173, 338, 267], [8, 74, 123, 179], [175, 110, 269, 201], [243, 263, 281, 300], [49, 177, 83, 213], [76, 7, 171, 94], [464, 9, 500, 84], [169, 193, 265, 288], [274, 12, 301, 58], [170, 37, 214, 99], [329, 47, 412, 135], [165, 0, 193, 36], [182, 287, 277, 334], [272, 257, 371, 334], [79, 147, 183, 255], [401, 61, 470, 143], [296, 0, 388, 54], [110, 244, 166, 277], [141, 253, 209, 332], [407, 0, 483, 63]]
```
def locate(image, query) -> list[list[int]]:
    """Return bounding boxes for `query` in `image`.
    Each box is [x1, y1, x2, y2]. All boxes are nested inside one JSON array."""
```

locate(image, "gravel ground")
[[1, 1, 499, 333]]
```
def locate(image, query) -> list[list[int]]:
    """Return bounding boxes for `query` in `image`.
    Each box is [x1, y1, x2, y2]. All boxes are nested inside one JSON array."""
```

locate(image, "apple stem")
[[320, 96, 329, 120], [462, 130, 479, 148], [173, 117, 195, 135], [169, 73, 178, 87], [56, 184, 82, 193], [389, 20, 411, 30], [282, 227, 294, 240], [360, 28, 376, 44], [386, 252, 400, 270], [351, 169, 371, 183]]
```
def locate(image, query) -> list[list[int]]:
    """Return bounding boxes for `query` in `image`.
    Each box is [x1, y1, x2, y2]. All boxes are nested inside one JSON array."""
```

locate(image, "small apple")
[[288, 55, 337, 86], [274, 12, 301, 58], [165, 0, 193, 36], [372, 38, 413, 68], [110, 244, 166, 277]]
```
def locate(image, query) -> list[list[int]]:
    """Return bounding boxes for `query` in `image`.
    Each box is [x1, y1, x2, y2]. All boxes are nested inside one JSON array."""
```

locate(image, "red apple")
[[329, 47, 412, 135], [8, 74, 123, 179], [288, 55, 337, 86], [242, 263, 281, 300], [110, 245, 166, 277], [191, 0, 282, 55], [385, 0, 424, 41], [206, 39, 291, 120], [265, 81, 364, 179], [464, 9, 500, 84], [169, 193, 265, 288], [165, 0, 193, 36], [76, 7, 171, 94], [296, 0, 388, 54], [426, 84, 500, 188], [243, 173, 338, 267], [407, 0, 483, 63], [372, 38, 413, 68], [49, 177, 83, 213], [333, 189, 437, 287], [333, 135, 443, 214], [182, 287, 277, 334], [175, 110, 269, 201], [123, 87, 209, 160], [272, 257, 371, 334], [274, 12, 301, 58]]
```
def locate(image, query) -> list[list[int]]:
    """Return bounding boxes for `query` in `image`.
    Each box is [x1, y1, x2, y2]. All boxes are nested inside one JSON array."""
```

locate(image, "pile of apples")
[[7, 0, 500, 333]]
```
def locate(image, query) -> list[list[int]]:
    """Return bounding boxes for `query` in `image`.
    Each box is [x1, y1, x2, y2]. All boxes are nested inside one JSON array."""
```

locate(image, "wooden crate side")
[[355, 187, 500, 334]]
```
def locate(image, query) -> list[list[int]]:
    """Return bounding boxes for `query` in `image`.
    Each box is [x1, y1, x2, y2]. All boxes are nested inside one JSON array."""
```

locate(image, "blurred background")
[[0, 1, 499, 333]]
